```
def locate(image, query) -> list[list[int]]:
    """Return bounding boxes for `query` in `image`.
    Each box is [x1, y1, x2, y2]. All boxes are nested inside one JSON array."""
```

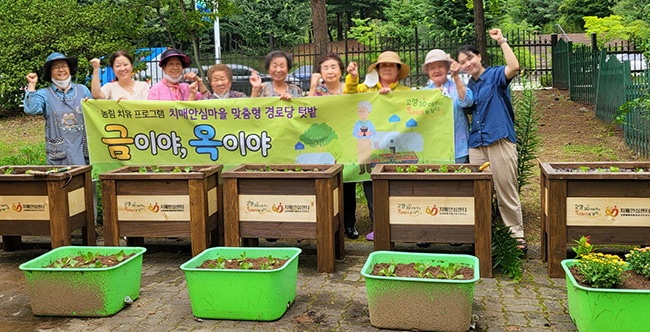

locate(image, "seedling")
[[2, 167, 13, 175], [454, 165, 471, 173], [378, 260, 397, 277], [414, 262, 433, 278], [577, 166, 590, 172], [395, 165, 405, 173], [138, 166, 148, 173], [436, 262, 464, 280], [438, 164, 448, 173], [609, 166, 620, 172], [406, 165, 419, 173]]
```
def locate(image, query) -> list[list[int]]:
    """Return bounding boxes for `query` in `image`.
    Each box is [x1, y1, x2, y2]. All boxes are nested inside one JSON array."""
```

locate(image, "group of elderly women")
[[23, 28, 526, 250]]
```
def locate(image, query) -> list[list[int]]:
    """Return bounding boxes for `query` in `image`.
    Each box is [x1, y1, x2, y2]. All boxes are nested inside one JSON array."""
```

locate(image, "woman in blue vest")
[[24, 52, 93, 165]]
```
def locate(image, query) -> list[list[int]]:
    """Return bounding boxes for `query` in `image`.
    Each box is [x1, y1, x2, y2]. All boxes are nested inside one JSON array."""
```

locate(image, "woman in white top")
[[90, 50, 150, 100]]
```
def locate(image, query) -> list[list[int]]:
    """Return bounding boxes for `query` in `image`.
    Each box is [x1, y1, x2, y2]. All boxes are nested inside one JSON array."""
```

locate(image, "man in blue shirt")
[[457, 29, 527, 253]]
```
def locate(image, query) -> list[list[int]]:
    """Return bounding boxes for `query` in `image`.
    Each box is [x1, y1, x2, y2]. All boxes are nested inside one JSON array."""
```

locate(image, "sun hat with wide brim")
[[422, 49, 452, 71], [42, 52, 78, 83], [367, 51, 410, 81], [159, 49, 192, 68]]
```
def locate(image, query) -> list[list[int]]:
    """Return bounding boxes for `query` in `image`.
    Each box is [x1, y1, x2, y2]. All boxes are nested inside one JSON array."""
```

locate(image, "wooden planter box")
[[371, 164, 493, 277], [100, 165, 223, 256], [0, 165, 95, 250], [222, 164, 344, 273], [540, 161, 650, 277]]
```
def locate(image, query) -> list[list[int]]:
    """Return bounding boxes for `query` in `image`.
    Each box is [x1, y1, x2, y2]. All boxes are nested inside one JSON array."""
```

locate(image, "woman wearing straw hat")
[[148, 48, 209, 101], [343, 51, 411, 241], [24, 52, 93, 165]]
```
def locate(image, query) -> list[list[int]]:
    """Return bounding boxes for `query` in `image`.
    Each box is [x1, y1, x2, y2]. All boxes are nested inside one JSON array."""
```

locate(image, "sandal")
[[516, 238, 528, 255]]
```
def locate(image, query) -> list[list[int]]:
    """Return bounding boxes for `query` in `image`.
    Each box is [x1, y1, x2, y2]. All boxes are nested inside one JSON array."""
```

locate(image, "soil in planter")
[[569, 266, 650, 290], [244, 165, 326, 172], [553, 167, 650, 173], [371, 262, 475, 280], [198, 256, 289, 270], [45, 251, 135, 268]]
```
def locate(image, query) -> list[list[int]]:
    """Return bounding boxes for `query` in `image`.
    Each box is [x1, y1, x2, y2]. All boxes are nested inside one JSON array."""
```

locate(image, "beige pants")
[[469, 139, 524, 238]]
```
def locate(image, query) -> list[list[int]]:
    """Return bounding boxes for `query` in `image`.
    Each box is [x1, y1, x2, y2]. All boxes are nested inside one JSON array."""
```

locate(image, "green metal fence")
[[595, 50, 630, 122], [552, 38, 571, 90], [623, 70, 650, 158]]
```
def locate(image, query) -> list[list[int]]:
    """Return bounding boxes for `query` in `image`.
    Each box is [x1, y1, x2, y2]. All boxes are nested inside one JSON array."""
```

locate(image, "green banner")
[[82, 89, 454, 181]]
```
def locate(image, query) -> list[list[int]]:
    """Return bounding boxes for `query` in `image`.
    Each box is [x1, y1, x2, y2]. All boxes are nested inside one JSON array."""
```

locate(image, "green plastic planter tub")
[[180, 247, 301, 321], [19, 246, 146, 316], [562, 259, 650, 332], [361, 251, 480, 332]]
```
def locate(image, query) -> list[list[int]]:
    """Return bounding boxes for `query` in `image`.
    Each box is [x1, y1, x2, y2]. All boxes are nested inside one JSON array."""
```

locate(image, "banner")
[[82, 89, 454, 182]]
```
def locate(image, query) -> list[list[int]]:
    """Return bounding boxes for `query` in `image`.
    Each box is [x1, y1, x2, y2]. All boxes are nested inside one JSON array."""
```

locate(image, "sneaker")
[[365, 231, 374, 241]]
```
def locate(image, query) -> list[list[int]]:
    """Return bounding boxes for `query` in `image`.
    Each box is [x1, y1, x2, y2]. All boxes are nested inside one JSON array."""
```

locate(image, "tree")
[[558, 0, 616, 32], [0, 0, 148, 113], [220, 0, 311, 55]]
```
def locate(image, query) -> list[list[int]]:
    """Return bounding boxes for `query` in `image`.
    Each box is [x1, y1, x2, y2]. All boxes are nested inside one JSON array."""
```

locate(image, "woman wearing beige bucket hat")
[[343, 51, 411, 241]]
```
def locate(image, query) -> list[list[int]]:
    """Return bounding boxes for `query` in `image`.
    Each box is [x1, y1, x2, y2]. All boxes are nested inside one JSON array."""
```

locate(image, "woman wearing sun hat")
[[148, 48, 209, 101], [24, 52, 93, 165], [343, 51, 412, 241]]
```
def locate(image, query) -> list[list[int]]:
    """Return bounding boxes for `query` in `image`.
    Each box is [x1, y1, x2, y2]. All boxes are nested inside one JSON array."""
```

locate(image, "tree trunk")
[[310, 0, 329, 60], [178, 0, 205, 78], [473, 0, 487, 60]]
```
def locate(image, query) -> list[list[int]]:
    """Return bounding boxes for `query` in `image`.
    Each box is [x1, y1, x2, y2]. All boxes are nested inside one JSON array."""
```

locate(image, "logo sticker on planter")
[[567, 197, 650, 226], [389, 196, 474, 225], [239, 195, 317, 222], [117, 195, 191, 221], [0, 196, 49, 220]]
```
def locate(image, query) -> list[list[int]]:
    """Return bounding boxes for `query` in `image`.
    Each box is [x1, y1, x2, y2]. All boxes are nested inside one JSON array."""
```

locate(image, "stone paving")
[[0, 238, 578, 332]]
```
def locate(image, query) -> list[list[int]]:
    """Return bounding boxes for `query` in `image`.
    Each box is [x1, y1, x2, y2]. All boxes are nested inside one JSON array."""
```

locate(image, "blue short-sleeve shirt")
[[466, 66, 516, 147]]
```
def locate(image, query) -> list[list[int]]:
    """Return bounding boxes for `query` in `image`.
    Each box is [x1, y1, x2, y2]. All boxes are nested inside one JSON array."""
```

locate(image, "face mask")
[[51, 77, 71, 90], [164, 73, 182, 83]]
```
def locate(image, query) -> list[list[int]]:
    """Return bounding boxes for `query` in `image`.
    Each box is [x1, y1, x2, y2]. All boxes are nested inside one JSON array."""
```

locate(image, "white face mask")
[[51, 77, 71, 90], [164, 73, 182, 83]]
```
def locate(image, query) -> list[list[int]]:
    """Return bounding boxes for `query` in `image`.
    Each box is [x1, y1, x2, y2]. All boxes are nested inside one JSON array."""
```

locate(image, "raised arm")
[[489, 28, 519, 80]]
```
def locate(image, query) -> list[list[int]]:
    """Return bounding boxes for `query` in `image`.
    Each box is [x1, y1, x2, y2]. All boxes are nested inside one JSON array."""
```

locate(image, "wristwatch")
[[498, 38, 508, 46]]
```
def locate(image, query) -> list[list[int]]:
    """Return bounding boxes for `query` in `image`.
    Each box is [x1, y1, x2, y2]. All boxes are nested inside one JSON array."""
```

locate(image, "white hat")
[[422, 49, 451, 71]]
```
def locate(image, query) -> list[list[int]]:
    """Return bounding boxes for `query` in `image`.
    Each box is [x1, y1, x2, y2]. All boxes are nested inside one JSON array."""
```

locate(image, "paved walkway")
[[0, 238, 578, 332]]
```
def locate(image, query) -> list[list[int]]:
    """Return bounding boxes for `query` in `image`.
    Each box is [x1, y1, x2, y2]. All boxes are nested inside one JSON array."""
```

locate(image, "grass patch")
[[561, 144, 621, 161], [0, 114, 43, 157]]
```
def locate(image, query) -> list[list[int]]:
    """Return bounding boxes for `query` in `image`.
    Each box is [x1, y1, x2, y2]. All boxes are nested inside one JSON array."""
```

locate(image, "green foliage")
[[0, 143, 45, 165], [557, 0, 614, 32], [0, 0, 150, 113], [572, 235, 595, 258], [576, 252, 626, 288], [492, 219, 524, 281], [220, 0, 310, 55], [584, 16, 634, 47], [414, 262, 434, 278], [513, 82, 541, 192], [625, 247, 650, 279], [377, 260, 397, 276], [436, 262, 464, 280], [299, 123, 338, 149]]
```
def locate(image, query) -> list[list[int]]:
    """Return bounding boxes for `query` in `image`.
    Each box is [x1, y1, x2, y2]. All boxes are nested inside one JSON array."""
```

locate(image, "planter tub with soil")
[[19, 246, 146, 316], [562, 259, 650, 332], [361, 251, 480, 332], [180, 246, 301, 321]]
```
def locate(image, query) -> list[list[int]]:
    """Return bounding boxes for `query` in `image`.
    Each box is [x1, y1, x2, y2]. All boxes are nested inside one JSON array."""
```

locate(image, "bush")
[[626, 247, 650, 279]]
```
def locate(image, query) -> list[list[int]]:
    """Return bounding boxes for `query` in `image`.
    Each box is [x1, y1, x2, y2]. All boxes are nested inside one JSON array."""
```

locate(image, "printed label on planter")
[[68, 188, 86, 217], [389, 196, 474, 225], [208, 187, 218, 216], [239, 195, 317, 222], [567, 197, 650, 226], [117, 195, 191, 221], [0, 196, 49, 220]]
